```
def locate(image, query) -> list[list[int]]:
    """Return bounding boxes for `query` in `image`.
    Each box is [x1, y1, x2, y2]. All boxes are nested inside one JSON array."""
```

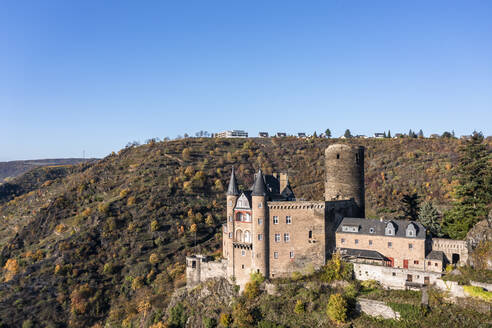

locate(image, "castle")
[[186, 144, 469, 290]]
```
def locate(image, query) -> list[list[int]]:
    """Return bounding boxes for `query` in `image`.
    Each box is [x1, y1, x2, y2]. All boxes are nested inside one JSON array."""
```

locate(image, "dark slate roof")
[[336, 217, 426, 239], [251, 170, 267, 196], [340, 248, 388, 261], [226, 167, 240, 196], [281, 185, 295, 199], [426, 250, 444, 261]]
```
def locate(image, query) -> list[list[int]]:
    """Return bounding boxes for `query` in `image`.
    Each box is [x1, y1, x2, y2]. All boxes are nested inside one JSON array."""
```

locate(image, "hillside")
[[0, 158, 96, 182], [0, 137, 487, 327]]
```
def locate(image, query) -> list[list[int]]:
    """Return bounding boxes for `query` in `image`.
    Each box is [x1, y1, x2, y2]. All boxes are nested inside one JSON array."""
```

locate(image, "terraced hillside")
[[0, 137, 486, 327]]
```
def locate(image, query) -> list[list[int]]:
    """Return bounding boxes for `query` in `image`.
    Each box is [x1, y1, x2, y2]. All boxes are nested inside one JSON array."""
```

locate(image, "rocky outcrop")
[[166, 278, 237, 328], [466, 210, 492, 269], [356, 298, 400, 320]]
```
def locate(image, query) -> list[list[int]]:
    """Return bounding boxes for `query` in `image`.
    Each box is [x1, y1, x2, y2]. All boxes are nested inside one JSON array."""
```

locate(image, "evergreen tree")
[[400, 193, 420, 220], [418, 129, 424, 138], [387, 130, 391, 138], [325, 129, 332, 138], [344, 129, 352, 138], [441, 131, 452, 138], [408, 129, 413, 138], [313, 131, 317, 138], [443, 132, 492, 239], [418, 202, 443, 236]]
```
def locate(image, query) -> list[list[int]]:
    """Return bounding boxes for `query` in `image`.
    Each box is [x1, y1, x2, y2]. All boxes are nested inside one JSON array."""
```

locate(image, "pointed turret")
[[252, 169, 267, 196], [226, 167, 240, 196]]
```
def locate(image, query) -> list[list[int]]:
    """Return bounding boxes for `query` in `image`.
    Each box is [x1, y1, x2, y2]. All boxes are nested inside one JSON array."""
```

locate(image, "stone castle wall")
[[431, 238, 469, 266]]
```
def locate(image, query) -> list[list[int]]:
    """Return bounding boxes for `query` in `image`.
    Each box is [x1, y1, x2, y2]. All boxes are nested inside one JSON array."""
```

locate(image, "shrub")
[[168, 303, 187, 328], [3, 258, 19, 282], [291, 271, 303, 281], [127, 196, 136, 206], [463, 285, 492, 302], [151, 219, 160, 232], [243, 281, 260, 300], [294, 299, 305, 314], [203, 317, 217, 328], [326, 293, 347, 323], [219, 313, 232, 327], [149, 253, 159, 265], [119, 188, 130, 197]]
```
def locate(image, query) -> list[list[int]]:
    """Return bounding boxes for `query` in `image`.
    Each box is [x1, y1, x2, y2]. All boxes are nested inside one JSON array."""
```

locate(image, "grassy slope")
[[0, 137, 480, 327]]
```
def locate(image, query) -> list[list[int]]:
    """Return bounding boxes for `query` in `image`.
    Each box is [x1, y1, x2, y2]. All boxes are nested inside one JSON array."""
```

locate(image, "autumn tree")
[[326, 293, 347, 323]]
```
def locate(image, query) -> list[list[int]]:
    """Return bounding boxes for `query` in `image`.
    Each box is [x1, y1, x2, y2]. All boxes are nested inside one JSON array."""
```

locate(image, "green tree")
[[168, 303, 187, 328], [344, 129, 352, 138], [326, 293, 347, 323], [418, 129, 424, 138], [387, 130, 391, 138], [418, 202, 442, 237], [400, 193, 420, 220], [294, 300, 305, 314], [325, 129, 332, 138], [203, 317, 217, 328], [443, 132, 492, 239]]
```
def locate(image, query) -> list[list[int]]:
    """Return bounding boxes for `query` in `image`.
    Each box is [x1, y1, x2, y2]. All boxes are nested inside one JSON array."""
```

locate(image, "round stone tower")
[[324, 144, 365, 217]]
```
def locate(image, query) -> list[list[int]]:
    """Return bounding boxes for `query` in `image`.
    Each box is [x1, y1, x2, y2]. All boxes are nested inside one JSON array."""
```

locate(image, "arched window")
[[236, 229, 242, 241], [244, 230, 251, 243]]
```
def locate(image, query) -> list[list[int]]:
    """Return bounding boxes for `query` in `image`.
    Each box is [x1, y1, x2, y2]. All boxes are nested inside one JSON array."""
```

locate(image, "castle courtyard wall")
[[431, 238, 469, 266]]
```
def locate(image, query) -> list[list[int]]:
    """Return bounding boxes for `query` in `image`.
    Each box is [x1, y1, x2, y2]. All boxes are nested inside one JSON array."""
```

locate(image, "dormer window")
[[369, 228, 375, 234], [406, 223, 417, 238], [235, 194, 251, 209], [385, 222, 396, 236]]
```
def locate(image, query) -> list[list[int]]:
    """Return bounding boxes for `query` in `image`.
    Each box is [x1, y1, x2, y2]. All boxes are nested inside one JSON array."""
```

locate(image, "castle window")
[[388, 242, 392, 248], [341, 238, 345, 244], [274, 252, 279, 259], [244, 230, 251, 243], [242, 264, 245, 269], [356, 153, 360, 164], [273, 216, 279, 224], [435, 263, 438, 266], [369, 240, 373, 246], [309, 230, 313, 238], [258, 202, 262, 208], [355, 239, 359, 245], [275, 234, 281, 242], [290, 251, 294, 259], [286, 216, 292, 224], [241, 250, 245, 256], [258, 218, 263, 225], [428, 261, 431, 266], [228, 232, 232, 238], [236, 229, 242, 241], [392, 272, 396, 276], [191, 261, 196, 268], [228, 216, 232, 222], [284, 233, 290, 242], [414, 260, 419, 265], [409, 243, 413, 249], [258, 234, 263, 241], [336, 154, 340, 159]]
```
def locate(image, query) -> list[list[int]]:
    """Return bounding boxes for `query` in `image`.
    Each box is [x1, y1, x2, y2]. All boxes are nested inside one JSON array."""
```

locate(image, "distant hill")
[[0, 158, 97, 182], [0, 137, 489, 327]]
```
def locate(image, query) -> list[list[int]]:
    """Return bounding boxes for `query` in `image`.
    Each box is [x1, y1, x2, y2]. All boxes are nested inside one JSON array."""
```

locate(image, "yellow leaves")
[[119, 188, 130, 198], [182, 148, 191, 160], [149, 253, 159, 265], [214, 179, 224, 191], [131, 276, 144, 290], [183, 181, 193, 193], [127, 196, 136, 206], [445, 163, 452, 171], [54, 264, 62, 274], [190, 224, 197, 233], [3, 258, 19, 281], [150, 219, 159, 232], [81, 207, 92, 217], [184, 166, 195, 177], [205, 214, 214, 226], [98, 202, 110, 215], [55, 224, 67, 234], [137, 300, 151, 314]]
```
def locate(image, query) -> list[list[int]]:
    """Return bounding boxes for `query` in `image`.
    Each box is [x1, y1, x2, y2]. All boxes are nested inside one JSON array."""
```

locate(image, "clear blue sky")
[[1, 1, 491, 161]]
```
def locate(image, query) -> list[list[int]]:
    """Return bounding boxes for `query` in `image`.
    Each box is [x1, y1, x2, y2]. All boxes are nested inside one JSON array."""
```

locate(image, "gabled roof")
[[336, 217, 426, 239], [226, 167, 240, 196], [426, 250, 444, 261], [251, 169, 267, 196]]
